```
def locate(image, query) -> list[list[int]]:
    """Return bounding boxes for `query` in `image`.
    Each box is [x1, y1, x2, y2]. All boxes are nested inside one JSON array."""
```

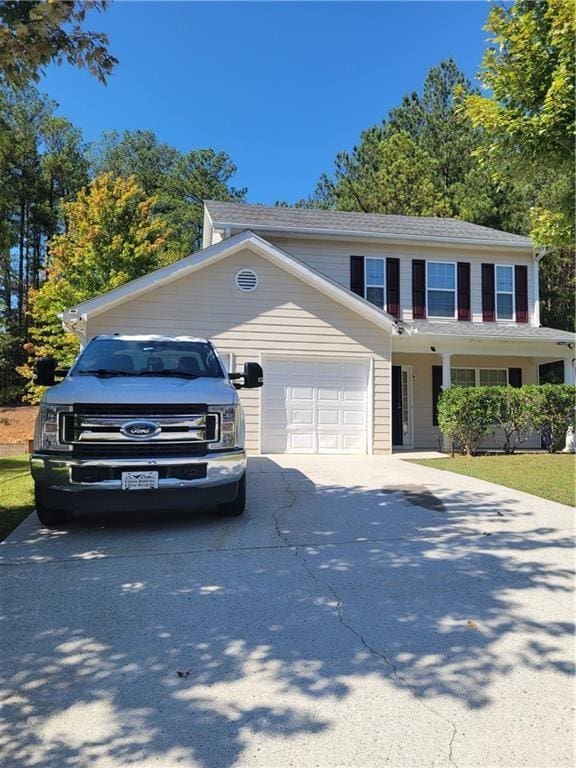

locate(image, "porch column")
[[441, 353, 452, 390], [441, 353, 451, 452], [564, 356, 575, 385]]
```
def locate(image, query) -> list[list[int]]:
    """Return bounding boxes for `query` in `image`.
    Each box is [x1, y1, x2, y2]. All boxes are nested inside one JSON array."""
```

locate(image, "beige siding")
[[86, 248, 392, 454], [393, 353, 540, 450], [267, 236, 535, 325]]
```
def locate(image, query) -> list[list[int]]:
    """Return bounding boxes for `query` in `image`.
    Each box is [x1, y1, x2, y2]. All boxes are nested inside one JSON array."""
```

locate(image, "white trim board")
[[62, 230, 398, 336]]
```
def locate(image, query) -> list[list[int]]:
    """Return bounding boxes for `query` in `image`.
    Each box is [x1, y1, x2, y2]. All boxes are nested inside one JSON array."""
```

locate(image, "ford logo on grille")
[[121, 420, 161, 440]]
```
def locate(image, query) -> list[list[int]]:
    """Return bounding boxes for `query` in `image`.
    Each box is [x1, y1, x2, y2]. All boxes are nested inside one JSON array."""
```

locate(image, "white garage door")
[[261, 358, 370, 454]]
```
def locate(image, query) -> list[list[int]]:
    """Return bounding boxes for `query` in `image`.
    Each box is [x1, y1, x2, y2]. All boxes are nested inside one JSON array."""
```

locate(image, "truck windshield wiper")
[[136, 370, 200, 380], [76, 369, 134, 377]]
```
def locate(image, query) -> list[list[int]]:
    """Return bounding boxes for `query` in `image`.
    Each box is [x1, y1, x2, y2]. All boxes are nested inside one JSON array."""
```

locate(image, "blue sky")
[[41, 1, 493, 204]]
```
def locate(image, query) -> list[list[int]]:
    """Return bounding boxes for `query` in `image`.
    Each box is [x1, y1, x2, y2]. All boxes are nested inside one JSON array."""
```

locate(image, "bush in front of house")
[[522, 384, 576, 453], [438, 384, 576, 455], [437, 386, 500, 456]]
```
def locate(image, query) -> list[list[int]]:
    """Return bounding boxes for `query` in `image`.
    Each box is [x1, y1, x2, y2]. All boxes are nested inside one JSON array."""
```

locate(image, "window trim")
[[364, 257, 386, 310], [495, 264, 515, 321], [426, 260, 457, 319], [451, 367, 510, 387]]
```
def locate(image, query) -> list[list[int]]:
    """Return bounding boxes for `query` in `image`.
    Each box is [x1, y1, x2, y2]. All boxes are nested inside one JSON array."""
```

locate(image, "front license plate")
[[121, 471, 159, 491]]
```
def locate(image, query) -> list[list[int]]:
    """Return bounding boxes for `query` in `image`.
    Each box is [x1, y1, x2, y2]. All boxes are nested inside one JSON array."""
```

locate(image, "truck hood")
[[42, 375, 237, 406]]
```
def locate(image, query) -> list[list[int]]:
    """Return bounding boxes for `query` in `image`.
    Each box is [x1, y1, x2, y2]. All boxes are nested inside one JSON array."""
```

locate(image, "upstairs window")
[[496, 265, 514, 320], [365, 258, 385, 309], [427, 262, 456, 318]]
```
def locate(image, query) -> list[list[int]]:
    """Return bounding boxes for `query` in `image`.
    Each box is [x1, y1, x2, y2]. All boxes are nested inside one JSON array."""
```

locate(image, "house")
[[61, 201, 576, 454]]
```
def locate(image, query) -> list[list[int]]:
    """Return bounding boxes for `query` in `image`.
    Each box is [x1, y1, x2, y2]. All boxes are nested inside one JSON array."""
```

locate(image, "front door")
[[392, 366, 403, 446]]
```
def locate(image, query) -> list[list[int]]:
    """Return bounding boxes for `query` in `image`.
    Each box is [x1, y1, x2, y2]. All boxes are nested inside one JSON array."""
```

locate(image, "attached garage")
[[63, 231, 394, 454], [261, 357, 371, 454]]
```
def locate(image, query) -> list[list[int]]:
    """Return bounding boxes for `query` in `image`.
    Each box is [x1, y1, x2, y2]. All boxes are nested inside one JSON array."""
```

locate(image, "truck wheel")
[[35, 486, 72, 527], [218, 473, 246, 517]]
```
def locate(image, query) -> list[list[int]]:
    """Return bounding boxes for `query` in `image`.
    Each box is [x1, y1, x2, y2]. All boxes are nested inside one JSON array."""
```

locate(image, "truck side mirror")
[[243, 362, 263, 389], [34, 356, 57, 387]]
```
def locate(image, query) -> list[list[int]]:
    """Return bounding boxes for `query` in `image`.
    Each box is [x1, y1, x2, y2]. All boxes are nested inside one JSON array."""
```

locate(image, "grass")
[[412, 453, 576, 507], [0, 455, 34, 541]]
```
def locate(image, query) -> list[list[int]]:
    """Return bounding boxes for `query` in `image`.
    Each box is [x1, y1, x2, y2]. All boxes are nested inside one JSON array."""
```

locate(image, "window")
[[365, 258, 385, 309], [451, 368, 476, 387], [479, 369, 508, 386], [496, 265, 514, 320], [451, 368, 509, 387], [427, 262, 456, 318]]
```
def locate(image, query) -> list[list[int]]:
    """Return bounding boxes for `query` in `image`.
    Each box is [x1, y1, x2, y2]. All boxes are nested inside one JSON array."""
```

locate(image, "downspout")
[[533, 247, 546, 327]]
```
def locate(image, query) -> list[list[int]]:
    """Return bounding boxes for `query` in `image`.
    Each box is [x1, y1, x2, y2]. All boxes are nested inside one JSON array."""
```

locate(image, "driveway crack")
[[271, 473, 458, 767]]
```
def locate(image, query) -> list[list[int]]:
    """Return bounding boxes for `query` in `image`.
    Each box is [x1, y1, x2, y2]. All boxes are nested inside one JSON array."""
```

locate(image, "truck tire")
[[35, 486, 72, 527], [218, 473, 246, 517]]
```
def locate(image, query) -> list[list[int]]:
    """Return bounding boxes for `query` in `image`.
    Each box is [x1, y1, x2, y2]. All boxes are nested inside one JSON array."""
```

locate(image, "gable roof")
[[62, 230, 398, 332], [205, 201, 533, 249]]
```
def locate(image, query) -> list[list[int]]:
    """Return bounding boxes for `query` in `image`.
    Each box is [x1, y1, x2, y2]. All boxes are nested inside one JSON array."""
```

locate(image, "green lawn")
[[412, 453, 576, 507], [0, 455, 34, 540]]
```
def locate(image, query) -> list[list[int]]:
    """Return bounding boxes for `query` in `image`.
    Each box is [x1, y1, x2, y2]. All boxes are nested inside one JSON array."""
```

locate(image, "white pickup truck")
[[30, 335, 263, 526]]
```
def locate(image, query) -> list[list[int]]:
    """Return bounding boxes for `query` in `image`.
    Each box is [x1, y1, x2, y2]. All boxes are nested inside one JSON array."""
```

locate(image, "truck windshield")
[[71, 339, 225, 379]]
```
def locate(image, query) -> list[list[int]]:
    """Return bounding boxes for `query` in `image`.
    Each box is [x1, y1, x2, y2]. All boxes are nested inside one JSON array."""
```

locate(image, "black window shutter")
[[515, 265, 528, 323], [482, 263, 495, 322], [386, 257, 400, 318], [350, 256, 364, 297], [412, 259, 426, 319], [457, 262, 471, 321], [432, 365, 443, 426], [509, 368, 522, 388]]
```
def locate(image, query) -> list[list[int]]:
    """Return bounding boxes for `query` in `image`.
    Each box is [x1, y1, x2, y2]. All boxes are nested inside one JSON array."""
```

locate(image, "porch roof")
[[402, 320, 575, 343]]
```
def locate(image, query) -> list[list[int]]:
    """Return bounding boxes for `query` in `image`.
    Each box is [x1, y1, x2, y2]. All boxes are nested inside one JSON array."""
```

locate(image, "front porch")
[[391, 330, 575, 451]]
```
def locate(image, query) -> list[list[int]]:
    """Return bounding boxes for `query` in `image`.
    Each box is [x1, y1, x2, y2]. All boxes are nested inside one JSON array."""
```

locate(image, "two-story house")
[[62, 201, 576, 454]]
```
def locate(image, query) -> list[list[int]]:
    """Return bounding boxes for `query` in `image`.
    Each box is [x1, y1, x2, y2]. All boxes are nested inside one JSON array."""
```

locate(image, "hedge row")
[[437, 384, 576, 455]]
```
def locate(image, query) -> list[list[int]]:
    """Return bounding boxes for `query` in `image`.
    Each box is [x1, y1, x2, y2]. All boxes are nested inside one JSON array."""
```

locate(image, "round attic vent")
[[235, 269, 259, 292]]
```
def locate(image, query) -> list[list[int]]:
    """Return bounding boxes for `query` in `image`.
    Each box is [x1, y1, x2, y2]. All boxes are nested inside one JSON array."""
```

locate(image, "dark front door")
[[392, 365, 403, 447]]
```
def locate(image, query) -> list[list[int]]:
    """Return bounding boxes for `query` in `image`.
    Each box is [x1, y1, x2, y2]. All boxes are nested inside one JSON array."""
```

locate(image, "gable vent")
[[235, 269, 259, 292]]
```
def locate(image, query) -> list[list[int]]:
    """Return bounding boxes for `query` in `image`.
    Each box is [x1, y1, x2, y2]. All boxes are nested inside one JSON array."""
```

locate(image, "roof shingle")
[[205, 201, 533, 247]]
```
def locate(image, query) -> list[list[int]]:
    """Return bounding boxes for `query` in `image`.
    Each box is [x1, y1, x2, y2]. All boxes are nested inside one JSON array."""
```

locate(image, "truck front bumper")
[[30, 451, 246, 512]]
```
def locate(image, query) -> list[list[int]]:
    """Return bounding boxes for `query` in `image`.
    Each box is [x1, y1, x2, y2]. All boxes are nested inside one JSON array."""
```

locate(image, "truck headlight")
[[35, 405, 73, 452], [208, 404, 242, 450]]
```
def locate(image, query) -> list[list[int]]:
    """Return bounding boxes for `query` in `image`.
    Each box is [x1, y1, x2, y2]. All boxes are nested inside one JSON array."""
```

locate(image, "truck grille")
[[64, 404, 217, 455], [70, 463, 208, 484], [71, 443, 208, 458]]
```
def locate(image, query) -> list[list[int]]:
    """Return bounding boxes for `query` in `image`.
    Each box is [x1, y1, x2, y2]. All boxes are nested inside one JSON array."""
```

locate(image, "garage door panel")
[[317, 409, 339, 425], [317, 387, 339, 401], [291, 409, 314, 425], [261, 357, 370, 454], [291, 386, 314, 401]]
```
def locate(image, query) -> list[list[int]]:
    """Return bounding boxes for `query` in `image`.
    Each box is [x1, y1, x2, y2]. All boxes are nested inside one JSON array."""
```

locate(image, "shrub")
[[437, 386, 500, 456], [490, 386, 535, 454], [522, 384, 576, 452], [437, 383, 576, 455]]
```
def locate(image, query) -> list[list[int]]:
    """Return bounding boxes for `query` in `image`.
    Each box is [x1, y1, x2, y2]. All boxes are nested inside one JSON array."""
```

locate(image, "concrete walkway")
[[0, 456, 574, 767]]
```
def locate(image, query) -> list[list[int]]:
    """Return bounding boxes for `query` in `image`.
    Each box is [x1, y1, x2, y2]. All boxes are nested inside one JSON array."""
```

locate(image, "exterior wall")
[[260, 235, 535, 326], [86, 248, 392, 454], [392, 353, 541, 450]]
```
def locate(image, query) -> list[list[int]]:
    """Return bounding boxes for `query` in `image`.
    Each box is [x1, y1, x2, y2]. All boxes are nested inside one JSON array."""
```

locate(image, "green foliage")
[[465, 0, 575, 249], [91, 130, 246, 255], [489, 387, 536, 453], [437, 387, 500, 456], [310, 58, 528, 234], [0, 1, 117, 88], [0, 85, 88, 403], [522, 383, 576, 452], [22, 173, 178, 401], [438, 384, 576, 455]]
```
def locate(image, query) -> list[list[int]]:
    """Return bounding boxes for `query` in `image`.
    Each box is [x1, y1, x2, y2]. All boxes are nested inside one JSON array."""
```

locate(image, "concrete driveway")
[[0, 455, 573, 768]]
